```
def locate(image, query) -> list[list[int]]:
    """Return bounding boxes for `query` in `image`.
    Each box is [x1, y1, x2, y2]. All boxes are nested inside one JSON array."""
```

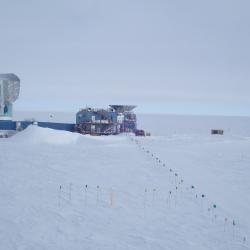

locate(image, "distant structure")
[[0, 74, 20, 120], [0, 73, 142, 137], [211, 129, 224, 135], [76, 105, 137, 135]]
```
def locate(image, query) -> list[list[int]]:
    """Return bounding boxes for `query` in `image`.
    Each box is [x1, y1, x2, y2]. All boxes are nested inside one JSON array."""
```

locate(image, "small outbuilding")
[[211, 129, 224, 135]]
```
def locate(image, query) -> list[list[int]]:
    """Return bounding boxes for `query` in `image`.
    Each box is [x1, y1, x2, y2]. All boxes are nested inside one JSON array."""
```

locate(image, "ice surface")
[[0, 113, 250, 249]]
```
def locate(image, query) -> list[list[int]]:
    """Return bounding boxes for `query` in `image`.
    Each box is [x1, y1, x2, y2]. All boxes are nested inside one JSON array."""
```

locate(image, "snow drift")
[[11, 125, 81, 145]]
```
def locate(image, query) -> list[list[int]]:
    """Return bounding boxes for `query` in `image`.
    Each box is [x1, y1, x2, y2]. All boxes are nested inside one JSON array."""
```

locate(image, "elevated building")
[[76, 108, 118, 135], [76, 105, 137, 135]]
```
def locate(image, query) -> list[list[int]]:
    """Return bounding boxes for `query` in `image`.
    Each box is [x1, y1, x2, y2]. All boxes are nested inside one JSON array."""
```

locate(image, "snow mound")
[[10, 125, 127, 146], [11, 125, 81, 145]]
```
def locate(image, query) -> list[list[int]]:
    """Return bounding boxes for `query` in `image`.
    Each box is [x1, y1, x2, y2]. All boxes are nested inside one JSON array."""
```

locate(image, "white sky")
[[0, 0, 249, 115]]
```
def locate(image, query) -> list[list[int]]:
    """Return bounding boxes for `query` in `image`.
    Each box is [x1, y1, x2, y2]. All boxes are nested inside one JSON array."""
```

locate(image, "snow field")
[[0, 125, 249, 249], [133, 134, 250, 248]]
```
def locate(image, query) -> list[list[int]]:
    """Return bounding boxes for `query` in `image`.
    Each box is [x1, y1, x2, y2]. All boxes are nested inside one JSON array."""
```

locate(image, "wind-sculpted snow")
[[0, 123, 249, 249], [11, 125, 82, 145], [10, 125, 128, 145]]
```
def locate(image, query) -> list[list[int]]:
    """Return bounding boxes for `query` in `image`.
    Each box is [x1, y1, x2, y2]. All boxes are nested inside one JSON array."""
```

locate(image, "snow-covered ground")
[[1, 112, 250, 249]]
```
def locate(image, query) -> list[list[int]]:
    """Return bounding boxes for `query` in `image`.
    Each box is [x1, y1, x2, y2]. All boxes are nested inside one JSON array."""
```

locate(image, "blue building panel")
[[0, 120, 16, 130], [0, 120, 75, 132], [76, 108, 118, 135]]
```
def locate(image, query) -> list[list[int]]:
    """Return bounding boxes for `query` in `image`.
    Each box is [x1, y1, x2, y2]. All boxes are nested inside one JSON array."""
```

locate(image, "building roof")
[[109, 105, 136, 113], [0, 73, 20, 82]]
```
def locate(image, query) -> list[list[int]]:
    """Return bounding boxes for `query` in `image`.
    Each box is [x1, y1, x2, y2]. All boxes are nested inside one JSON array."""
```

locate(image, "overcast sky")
[[0, 0, 249, 115]]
